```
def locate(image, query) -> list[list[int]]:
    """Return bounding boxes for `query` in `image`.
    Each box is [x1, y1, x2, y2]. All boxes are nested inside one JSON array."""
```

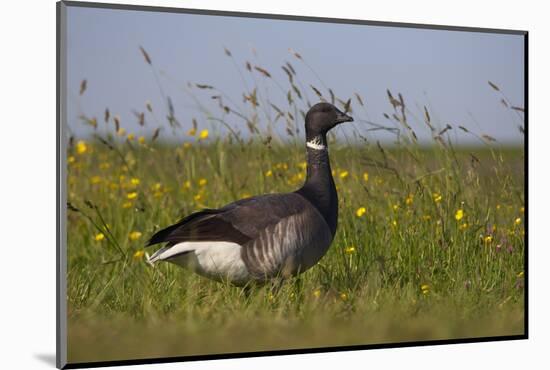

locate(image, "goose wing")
[[147, 193, 312, 247]]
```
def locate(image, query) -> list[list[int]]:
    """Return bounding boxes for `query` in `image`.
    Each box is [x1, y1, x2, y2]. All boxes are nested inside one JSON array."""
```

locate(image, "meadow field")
[[66, 49, 525, 364]]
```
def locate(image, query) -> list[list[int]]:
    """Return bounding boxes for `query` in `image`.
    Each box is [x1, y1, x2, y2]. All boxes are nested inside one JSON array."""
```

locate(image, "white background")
[[0, 0, 546, 369]]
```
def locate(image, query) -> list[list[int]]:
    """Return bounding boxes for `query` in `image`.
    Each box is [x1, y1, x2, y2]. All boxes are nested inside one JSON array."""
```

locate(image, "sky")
[[66, 5, 525, 145]]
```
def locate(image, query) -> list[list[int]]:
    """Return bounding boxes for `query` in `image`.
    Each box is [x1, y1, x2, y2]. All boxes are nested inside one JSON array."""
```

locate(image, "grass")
[[66, 46, 525, 364], [66, 142, 525, 364]]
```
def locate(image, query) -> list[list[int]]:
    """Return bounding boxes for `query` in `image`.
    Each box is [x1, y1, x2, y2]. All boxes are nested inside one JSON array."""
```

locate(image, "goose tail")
[[146, 246, 170, 265]]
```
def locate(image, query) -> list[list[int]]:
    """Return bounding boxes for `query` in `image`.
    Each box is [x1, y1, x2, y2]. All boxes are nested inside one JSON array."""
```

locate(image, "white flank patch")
[[148, 241, 251, 284], [306, 136, 327, 151]]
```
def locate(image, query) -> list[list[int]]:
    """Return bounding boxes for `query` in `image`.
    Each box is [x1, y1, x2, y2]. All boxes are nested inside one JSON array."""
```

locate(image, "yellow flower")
[[356, 207, 366, 217], [339, 170, 349, 179], [90, 176, 101, 185], [187, 127, 197, 136], [94, 233, 105, 241], [198, 178, 207, 187], [422, 215, 431, 221], [392, 204, 399, 211], [194, 193, 202, 202], [127, 191, 138, 200], [127, 133, 135, 141], [339, 292, 348, 301], [298, 161, 307, 170], [183, 180, 191, 189], [199, 129, 209, 140], [363, 172, 369, 182], [183, 142, 192, 149], [122, 201, 132, 209], [68, 156, 75, 164], [152, 182, 162, 191], [130, 178, 140, 186], [117, 127, 126, 136], [520, 207, 525, 214], [265, 170, 273, 177], [517, 271, 524, 278], [421, 284, 430, 295], [405, 194, 413, 206], [76, 140, 87, 155], [133, 250, 145, 260], [514, 218, 522, 225], [484, 235, 493, 243], [344, 246, 356, 254], [391, 220, 398, 227], [459, 222, 468, 231], [138, 136, 146, 144], [276, 162, 288, 171], [433, 192, 442, 203], [496, 204, 501, 210], [455, 209, 464, 221], [99, 162, 111, 170], [313, 289, 321, 298], [129, 231, 142, 241]]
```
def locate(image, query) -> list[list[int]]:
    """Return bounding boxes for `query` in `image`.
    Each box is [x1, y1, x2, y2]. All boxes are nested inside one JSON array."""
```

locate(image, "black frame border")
[[56, 1, 528, 369]]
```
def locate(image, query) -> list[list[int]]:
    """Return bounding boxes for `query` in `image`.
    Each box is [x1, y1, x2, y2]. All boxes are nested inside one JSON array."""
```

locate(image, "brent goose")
[[147, 102, 353, 285]]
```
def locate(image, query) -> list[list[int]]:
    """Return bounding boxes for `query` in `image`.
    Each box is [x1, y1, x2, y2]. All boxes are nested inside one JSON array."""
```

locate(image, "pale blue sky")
[[66, 6, 525, 144]]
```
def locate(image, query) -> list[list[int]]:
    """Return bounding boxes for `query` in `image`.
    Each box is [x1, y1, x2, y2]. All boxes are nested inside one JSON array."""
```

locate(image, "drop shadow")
[[34, 353, 57, 367]]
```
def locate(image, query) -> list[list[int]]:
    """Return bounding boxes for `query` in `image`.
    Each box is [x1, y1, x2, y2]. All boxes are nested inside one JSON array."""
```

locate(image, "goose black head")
[[305, 102, 354, 138]]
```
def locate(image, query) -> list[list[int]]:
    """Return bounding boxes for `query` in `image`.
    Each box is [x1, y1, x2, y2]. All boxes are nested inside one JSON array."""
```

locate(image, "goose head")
[[305, 102, 353, 138]]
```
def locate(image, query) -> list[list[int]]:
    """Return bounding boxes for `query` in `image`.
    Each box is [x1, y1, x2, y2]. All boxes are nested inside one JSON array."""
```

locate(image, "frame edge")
[[57, 1, 68, 368]]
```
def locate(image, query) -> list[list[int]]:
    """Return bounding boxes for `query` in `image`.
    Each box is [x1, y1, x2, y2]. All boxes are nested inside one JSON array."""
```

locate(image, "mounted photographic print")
[[57, 1, 527, 368]]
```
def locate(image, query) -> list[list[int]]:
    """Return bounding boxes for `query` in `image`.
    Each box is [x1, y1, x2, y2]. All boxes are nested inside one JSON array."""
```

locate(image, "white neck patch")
[[306, 136, 327, 151]]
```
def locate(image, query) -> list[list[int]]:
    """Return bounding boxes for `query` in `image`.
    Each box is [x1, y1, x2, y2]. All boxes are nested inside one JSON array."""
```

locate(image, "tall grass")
[[66, 46, 525, 364]]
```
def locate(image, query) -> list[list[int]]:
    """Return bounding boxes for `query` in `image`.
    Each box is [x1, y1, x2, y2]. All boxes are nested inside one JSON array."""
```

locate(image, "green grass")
[[66, 141, 525, 364]]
